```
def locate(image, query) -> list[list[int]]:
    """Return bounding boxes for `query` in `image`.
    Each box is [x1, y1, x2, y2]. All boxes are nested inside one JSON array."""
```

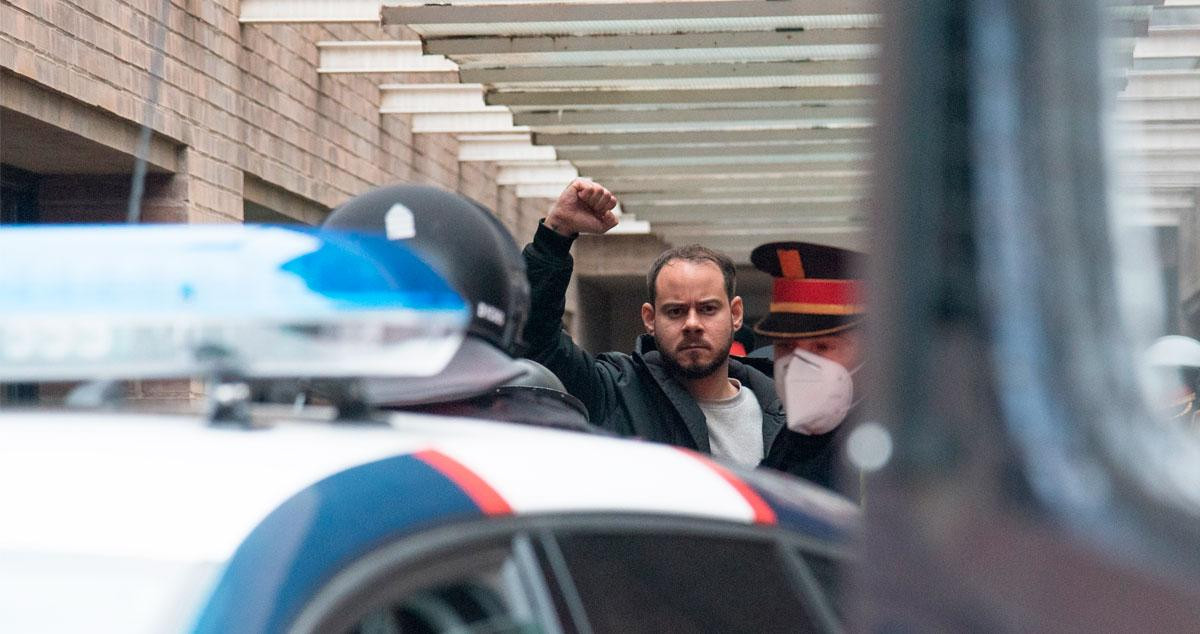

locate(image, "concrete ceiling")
[[240, 0, 1200, 262]]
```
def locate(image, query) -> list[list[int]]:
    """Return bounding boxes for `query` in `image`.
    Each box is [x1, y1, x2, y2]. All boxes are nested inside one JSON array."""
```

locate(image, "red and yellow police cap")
[[751, 241, 865, 339]]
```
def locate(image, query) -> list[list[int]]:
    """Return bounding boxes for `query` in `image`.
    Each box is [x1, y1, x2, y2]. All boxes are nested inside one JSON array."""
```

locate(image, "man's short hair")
[[647, 244, 737, 305]]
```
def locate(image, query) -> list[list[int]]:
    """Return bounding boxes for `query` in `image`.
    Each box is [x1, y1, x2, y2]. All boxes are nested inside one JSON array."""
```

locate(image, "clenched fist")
[[545, 179, 619, 237]]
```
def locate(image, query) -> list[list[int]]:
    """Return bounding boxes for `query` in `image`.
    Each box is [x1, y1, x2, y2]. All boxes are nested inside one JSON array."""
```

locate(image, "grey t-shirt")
[[697, 380, 763, 468]]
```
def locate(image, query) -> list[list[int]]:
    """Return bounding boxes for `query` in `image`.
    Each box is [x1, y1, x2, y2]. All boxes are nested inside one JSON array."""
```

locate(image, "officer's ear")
[[641, 302, 655, 334], [731, 295, 744, 330]]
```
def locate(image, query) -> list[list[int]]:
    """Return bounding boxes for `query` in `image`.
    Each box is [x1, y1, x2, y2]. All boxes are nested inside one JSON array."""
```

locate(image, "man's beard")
[[657, 331, 733, 380]]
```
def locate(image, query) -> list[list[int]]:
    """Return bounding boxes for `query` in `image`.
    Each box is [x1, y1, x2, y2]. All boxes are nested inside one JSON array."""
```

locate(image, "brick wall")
[[0, 0, 609, 404], [0, 0, 537, 239]]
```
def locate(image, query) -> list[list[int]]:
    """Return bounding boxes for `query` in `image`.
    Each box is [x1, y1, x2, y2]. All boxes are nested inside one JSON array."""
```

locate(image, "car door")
[[289, 516, 846, 634]]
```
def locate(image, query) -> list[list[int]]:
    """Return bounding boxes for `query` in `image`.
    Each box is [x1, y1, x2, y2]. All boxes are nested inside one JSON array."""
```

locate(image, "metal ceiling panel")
[[616, 187, 869, 205], [533, 128, 872, 146], [636, 209, 862, 223], [236, 0, 1194, 263], [459, 60, 874, 87], [512, 104, 871, 127], [383, 1, 879, 35], [489, 85, 872, 108], [555, 140, 872, 161], [580, 160, 868, 179], [627, 204, 864, 223], [446, 44, 879, 69], [595, 172, 870, 192], [424, 29, 876, 57], [407, 14, 880, 38], [571, 152, 867, 169]]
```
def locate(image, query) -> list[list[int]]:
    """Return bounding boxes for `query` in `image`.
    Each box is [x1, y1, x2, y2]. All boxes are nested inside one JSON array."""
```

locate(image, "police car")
[[0, 225, 856, 634]]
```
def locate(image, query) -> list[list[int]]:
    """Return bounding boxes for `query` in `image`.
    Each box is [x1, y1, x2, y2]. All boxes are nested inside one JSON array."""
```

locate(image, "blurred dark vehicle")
[[856, 1, 1200, 630]]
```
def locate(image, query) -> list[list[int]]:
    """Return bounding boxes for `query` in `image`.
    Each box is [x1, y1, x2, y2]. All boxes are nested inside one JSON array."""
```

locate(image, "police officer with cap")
[[752, 241, 866, 492], [321, 184, 590, 430]]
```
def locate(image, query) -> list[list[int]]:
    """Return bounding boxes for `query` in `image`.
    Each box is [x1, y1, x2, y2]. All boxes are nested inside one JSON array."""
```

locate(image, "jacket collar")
[[638, 347, 712, 452], [635, 334, 787, 456], [634, 333, 657, 355]]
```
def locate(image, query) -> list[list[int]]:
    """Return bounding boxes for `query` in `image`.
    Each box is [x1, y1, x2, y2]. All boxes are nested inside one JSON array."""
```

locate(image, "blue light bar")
[[0, 225, 469, 380]]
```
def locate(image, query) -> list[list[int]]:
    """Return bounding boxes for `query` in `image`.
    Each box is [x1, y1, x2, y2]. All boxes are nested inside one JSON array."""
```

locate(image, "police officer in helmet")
[[322, 183, 590, 430]]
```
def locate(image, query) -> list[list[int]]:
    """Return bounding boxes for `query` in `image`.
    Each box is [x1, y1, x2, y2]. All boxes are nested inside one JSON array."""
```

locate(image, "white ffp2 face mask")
[[774, 348, 853, 435]]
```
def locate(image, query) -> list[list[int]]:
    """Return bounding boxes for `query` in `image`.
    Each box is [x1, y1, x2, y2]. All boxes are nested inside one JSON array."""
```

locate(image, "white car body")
[[0, 410, 855, 633]]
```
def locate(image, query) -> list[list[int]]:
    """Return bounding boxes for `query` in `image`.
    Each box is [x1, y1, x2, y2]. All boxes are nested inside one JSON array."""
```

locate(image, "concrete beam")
[[461, 60, 875, 88], [385, 0, 881, 34], [457, 132, 556, 161], [425, 29, 876, 57], [448, 44, 879, 71], [515, 183, 569, 199], [607, 215, 653, 235], [635, 207, 863, 223], [1116, 123, 1200, 151], [240, 0, 380, 23], [1113, 97, 1200, 122], [379, 84, 487, 113], [1122, 171, 1200, 187], [1123, 70, 1200, 98], [317, 41, 457, 73], [573, 152, 868, 170], [556, 140, 871, 162], [409, 108, 515, 133], [514, 104, 877, 128], [581, 161, 868, 179], [514, 104, 871, 129], [0, 75, 180, 174], [596, 172, 869, 192], [490, 85, 872, 109], [496, 161, 579, 186], [535, 128, 872, 147], [616, 187, 869, 205], [1135, 28, 1200, 58]]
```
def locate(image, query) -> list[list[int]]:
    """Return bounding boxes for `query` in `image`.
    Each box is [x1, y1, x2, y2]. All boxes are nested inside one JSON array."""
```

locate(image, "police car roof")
[[1, 410, 854, 558]]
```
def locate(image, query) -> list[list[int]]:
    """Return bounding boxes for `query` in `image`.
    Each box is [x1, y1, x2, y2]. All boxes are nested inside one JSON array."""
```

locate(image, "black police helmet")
[[323, 184, 529, 356], [496, 359, 590, 424], [400, 359, 595, 432]]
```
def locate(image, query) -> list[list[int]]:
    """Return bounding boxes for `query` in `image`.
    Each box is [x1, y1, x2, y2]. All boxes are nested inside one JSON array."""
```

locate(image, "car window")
[[349, 569, 527, 634], [543, 530, 823, 634], [796, 549, 843, 620], [292, 536, 556, 634]]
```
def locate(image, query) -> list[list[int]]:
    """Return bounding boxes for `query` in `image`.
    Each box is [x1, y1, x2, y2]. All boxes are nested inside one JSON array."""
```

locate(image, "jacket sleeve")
[[520, 221, 618, 425]]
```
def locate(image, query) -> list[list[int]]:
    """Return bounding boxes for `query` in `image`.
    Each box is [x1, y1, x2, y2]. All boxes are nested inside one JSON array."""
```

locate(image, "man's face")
[[642, 259, 743, 380], [773, 329, 863, 370]]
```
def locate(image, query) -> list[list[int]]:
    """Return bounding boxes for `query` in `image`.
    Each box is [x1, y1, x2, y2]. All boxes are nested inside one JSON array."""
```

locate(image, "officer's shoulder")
[[732, 354, 775, 378]]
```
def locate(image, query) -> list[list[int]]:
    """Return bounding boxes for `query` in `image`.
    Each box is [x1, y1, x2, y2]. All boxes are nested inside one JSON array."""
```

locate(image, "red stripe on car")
[[676, 449, 778, 525], [414, 449, 513, 516]]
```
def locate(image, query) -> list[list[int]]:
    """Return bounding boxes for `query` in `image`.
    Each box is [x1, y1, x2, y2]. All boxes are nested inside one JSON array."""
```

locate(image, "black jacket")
[[521, 222, 839, 483]]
